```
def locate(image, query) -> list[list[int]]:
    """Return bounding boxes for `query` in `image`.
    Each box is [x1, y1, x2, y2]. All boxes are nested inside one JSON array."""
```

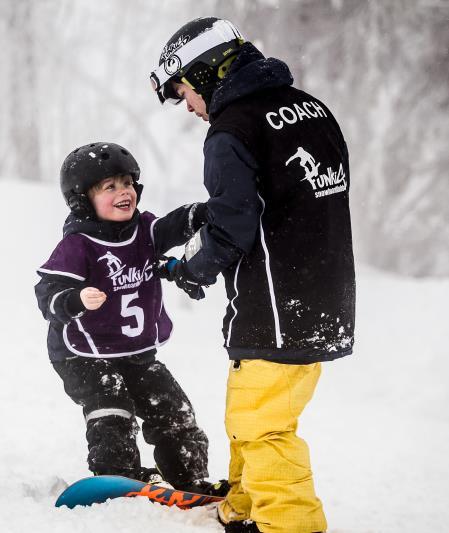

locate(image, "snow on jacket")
[[185, 43, 356, 364]]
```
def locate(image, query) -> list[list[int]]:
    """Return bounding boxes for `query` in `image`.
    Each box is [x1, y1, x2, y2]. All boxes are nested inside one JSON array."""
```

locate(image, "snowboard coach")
[[150, 17, 356, 533]]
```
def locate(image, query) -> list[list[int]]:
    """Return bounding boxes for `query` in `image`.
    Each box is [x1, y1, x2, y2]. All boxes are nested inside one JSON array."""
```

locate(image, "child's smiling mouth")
[[114, 200, 132, 210]]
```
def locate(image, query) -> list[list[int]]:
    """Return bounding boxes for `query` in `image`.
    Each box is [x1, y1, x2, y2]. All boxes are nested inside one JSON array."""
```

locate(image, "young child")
[[35, 141, 227, 496]]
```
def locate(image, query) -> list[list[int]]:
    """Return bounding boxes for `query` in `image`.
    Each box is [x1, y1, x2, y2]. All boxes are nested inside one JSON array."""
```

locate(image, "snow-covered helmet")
[[150, 17, 244, 107], [60, 142, 142, 214]]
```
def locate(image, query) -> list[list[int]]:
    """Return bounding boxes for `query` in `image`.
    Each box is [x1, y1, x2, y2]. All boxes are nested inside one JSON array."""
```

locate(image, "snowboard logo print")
[[285, 146, 347, 198], [98, 251, 126, 278], [286, 147, 321, 186], [98, 251, 153, 291]]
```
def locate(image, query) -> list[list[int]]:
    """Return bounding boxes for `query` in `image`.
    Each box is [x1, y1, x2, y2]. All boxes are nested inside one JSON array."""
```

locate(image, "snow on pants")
[[219, 360, 327, 533], [52, 356, 209, 486]]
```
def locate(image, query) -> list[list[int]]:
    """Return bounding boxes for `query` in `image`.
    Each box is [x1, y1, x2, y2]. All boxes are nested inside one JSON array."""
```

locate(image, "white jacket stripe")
[[49, 288, 73, 314], [226, 256, 243, 347], [75, 318, 100, 356], [258, 194, 283, 348]]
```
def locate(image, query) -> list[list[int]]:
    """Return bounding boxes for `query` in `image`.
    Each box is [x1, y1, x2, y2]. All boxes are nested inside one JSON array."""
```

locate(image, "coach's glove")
[[171, 257, 206, 300], [152, 256, 205, 301], [190, 202, 208, 233]]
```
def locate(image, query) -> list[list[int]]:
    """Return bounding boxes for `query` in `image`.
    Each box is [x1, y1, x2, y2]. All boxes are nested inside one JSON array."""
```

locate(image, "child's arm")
[[152, 202, 207, 255], [35, 274, 86, 325], [35, 275, 107, 324]]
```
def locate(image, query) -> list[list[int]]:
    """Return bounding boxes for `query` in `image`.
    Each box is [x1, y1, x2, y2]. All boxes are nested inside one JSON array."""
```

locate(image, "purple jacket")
[[36, 204, 206, 361], [38, 212, 171, 357]]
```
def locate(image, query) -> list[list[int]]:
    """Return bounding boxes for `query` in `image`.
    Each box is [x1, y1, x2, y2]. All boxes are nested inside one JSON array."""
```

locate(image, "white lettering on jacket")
[[266, 101, 327, 130]]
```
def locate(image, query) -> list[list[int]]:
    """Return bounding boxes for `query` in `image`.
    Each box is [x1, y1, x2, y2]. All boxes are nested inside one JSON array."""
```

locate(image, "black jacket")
[[185, 43, 355, 363]]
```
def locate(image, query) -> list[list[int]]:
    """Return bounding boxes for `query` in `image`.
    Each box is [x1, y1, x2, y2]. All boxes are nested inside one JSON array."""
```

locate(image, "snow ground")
[[1, 179, 448, 533]]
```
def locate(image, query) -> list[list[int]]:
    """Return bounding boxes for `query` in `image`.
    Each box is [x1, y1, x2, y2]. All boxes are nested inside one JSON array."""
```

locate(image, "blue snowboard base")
[[55, 475, 224, 509]]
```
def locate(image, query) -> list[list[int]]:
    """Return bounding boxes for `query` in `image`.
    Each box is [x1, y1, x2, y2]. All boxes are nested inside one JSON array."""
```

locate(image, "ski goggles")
[[150, 19, 243, 105]]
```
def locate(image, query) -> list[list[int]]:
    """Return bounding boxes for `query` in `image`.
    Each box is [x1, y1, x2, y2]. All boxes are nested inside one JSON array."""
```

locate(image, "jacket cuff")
[[190, 202, 208, 233], [64, 289, 86, 318]]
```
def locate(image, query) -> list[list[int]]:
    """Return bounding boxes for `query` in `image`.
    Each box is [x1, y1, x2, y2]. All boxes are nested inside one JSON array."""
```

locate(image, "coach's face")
[[172, 82, 209, 122]]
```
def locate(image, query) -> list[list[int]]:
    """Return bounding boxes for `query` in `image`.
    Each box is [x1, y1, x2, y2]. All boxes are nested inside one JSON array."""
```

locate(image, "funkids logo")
[[285, 147, 347, 198], [98, 251, 153, 291]]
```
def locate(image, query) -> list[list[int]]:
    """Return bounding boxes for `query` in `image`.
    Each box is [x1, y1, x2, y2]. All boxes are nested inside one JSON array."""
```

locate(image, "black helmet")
[[150, 17, 244, 107], [60, 142, 142, 214]]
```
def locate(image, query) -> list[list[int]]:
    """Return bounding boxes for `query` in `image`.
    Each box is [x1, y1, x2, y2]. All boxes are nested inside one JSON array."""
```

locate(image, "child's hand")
[[80, 287, 107, 310]]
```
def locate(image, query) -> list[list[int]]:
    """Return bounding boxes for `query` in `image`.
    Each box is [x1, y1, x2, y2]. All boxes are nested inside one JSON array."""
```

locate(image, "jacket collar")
[[209, 42, 294, 120], [63, 210, 140, 242]]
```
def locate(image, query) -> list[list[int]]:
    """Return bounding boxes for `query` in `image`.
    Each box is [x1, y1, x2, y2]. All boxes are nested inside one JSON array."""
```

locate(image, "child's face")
[[88, 175, 137, 222]]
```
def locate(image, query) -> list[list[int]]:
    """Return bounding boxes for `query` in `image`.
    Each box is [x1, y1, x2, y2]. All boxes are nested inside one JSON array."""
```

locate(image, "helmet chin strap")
[[201, 87, 215, 114], [133, 181, 144, 205], [68, 193, 95, 218]]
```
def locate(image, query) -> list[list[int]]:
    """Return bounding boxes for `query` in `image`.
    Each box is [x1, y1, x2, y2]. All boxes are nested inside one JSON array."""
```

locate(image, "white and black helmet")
[[150, 17, 244, 106]]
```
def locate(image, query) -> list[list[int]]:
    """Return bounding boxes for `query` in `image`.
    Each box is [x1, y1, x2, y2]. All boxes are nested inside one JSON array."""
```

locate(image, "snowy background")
[[1, 1, 448, 532]]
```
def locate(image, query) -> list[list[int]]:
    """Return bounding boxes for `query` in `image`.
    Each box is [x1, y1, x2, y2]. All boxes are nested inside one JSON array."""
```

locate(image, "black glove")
[[171, 257, 206, 301], [152, 256, 205, 301]]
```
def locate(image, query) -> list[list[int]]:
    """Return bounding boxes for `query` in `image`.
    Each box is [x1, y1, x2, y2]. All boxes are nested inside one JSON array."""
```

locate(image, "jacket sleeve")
[[35, 273, 86, 325], [184, 131, 262, 284], [152, 202, 208, 255]]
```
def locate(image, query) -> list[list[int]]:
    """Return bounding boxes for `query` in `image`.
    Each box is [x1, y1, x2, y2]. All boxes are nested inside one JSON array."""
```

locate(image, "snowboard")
[[55, 475, 224, 509]]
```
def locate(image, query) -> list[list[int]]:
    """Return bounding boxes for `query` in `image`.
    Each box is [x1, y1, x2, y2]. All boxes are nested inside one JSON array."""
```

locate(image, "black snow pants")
[[52, 355, 209, 486]]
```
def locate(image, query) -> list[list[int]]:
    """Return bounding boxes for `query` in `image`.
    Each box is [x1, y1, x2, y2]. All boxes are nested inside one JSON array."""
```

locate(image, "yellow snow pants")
[[218, 359, 327, 533]]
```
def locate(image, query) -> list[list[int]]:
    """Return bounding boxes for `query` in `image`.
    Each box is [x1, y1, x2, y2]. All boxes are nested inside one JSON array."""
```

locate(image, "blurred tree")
[[4, 0, 41, 181], [299, 0, 449, 277]]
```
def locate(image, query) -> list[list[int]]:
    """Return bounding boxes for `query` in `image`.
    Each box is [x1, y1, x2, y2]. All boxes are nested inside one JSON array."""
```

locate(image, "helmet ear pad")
[[133, 181, 144, 205], [67, 193, 95, 217], [179, 53, 240, 113]]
